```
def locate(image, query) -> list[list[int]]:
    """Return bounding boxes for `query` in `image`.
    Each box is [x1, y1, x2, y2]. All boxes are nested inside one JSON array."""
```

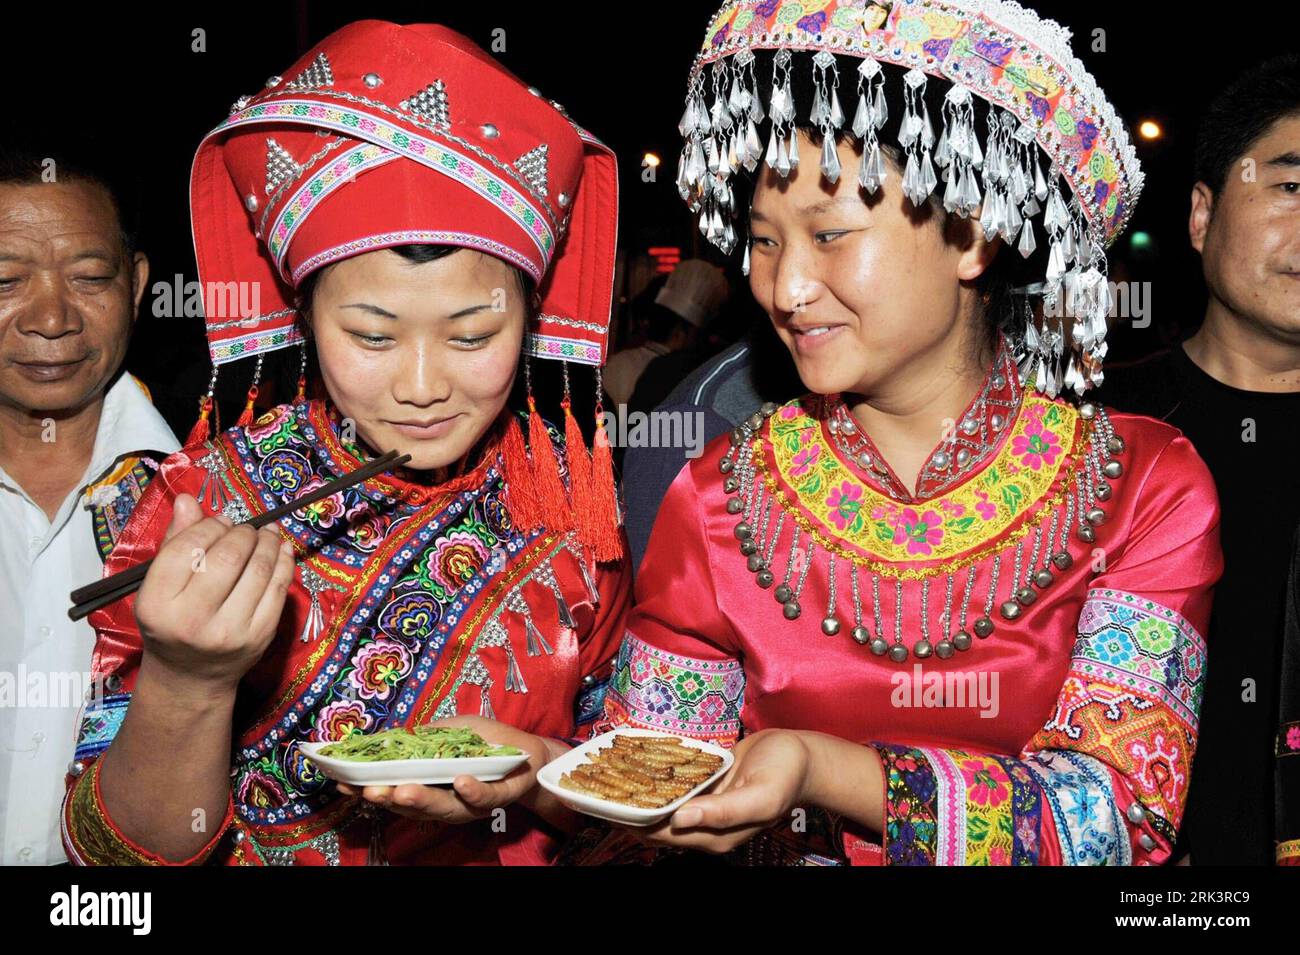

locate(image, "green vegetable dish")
[[317, 726, 523, 762]]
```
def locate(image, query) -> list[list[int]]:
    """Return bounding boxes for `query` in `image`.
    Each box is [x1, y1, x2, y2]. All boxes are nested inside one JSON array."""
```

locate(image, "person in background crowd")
[[622, 316, 799, 573], [603, 259, 727, 407], [0, 145, 179, 865], [625, 259, 731, 415], [1097, 54, 1300, 865]]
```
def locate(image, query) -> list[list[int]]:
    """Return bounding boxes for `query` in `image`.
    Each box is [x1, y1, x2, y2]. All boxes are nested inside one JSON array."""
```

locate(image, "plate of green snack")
[[299, 725, 530, 786]]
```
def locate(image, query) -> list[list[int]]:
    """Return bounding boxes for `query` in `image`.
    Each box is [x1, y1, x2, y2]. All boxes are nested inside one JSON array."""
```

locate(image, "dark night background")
[[1, 0, 1295, 437]]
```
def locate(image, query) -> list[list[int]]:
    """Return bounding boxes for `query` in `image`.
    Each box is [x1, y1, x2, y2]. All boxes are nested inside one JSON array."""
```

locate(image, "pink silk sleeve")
[[590, 460, 746, 747], [871, 434, 1222, 865]]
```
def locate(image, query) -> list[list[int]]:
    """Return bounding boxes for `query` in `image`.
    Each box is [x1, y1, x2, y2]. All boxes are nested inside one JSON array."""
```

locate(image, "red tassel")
[[527, 397, 572, 535], [185, 396, 213, 447], [500, 412, 541, 532], [563, 400, 597, 548], [235, 383, 259, 427], [588, 416, 623, 563], [295, 374, 307, 405]]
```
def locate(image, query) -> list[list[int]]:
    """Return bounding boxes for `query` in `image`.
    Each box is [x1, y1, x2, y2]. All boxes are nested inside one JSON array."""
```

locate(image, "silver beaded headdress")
[[676, 0, 1144, 397]]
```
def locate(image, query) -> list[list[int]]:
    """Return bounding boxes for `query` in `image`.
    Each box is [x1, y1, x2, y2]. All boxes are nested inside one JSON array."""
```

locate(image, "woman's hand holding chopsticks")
[[69, 450, 405, 622], [134, 492, 296, 694]]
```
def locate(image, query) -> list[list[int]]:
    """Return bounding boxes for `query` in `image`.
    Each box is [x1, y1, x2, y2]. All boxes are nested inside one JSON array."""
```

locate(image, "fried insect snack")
[[559, 735, 724, 808]]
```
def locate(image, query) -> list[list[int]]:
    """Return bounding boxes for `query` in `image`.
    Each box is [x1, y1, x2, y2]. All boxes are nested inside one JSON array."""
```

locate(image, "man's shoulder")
[[1094, 346, 1186, 418], [661, 340, 757, 417]]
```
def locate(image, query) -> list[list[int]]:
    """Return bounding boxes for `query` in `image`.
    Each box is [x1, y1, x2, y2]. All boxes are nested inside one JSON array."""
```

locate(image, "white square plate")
[[298, 740, 530, 787], [537, 728, 733, 827]]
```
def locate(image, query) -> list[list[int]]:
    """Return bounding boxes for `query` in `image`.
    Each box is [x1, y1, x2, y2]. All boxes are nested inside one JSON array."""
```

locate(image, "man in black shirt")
[[1098, 54, 1300, 864]]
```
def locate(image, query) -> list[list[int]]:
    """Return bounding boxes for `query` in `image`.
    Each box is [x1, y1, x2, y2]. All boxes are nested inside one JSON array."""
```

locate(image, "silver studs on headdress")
[[513, 144, 550, 197], [810, 52, 845, 184], [677, 40, 1125, 398], [399, 81, 450, 129], [286, 52, 334, 90], [264, 139, 302, 195], [853, 58, 888, 193], [898, 69, 938, 208]]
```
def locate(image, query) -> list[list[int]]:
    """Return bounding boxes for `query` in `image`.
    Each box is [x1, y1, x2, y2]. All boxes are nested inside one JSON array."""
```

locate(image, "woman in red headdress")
[[61, 20, 628, 866]]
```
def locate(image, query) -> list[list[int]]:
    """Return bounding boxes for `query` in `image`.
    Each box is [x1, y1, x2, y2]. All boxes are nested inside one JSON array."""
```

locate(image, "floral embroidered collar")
[[763, 390, 1081, 569], [718, 357, 1127, 661], [821, 334, 1024, 503]]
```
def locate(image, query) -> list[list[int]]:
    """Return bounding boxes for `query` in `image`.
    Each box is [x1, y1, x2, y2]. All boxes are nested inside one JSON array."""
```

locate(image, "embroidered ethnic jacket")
[[586, 343, 1223, 866], [62, 399, 631, 865]]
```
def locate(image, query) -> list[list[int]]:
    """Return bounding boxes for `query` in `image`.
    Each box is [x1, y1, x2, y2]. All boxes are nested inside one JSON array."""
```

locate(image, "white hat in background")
[[654, 259, 731, 328]]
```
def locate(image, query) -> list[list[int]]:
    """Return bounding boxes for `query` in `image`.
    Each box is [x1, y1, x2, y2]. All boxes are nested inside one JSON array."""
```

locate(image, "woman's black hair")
[[294, 243, 535, 315]]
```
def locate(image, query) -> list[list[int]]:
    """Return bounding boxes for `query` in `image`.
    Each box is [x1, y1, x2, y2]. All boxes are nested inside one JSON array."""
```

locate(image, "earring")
[[235, 353, 264, 427], [294, 339, 309, 405]]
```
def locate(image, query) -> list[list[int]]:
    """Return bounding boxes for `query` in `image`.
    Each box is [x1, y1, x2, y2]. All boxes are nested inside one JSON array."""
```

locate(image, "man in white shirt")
[[0, 148, 179, 864]]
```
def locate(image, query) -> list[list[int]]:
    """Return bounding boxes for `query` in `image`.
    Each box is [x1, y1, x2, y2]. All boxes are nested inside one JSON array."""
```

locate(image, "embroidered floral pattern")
[[766, 393, 1079, 564], [696, 0, 1139, 242], [1283, 722, 1300, 755], [875, 744, 939, 866], [314, 699, 371, 741], [893, 508, 944, 556], [1012, 419, 1062, 470], [868, 589, 1200, 866], [348, 639, 414, 700], [599, 634, 744, 744], [154, 400, 546, 824], [89, 458, 159, 561]]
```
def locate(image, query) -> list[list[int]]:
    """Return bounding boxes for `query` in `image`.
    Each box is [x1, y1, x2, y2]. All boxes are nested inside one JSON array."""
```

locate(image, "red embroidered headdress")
[[188, 20, 622, 559]]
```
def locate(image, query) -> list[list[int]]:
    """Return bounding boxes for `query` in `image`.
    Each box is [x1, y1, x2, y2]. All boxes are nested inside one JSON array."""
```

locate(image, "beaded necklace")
[[718, 378, 1126, 663]]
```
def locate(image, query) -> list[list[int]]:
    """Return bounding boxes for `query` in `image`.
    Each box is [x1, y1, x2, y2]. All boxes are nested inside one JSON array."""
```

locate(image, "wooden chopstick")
[[68, 450, 410, 621]]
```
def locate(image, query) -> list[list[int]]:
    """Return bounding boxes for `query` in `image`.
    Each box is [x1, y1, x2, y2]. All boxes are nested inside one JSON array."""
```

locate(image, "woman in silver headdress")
[[572, 0, 1222, 866]]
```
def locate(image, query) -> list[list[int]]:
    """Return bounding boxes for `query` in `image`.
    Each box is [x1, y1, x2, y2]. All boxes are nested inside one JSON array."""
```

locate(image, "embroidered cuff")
[[63, 759, 235, 866], [602, 633, 744, 745], [873, 743, 1046, 866], [1029, 588, 1205, 834]]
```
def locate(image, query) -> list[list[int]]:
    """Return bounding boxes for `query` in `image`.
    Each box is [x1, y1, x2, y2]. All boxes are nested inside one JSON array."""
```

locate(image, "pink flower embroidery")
[[1011, 420, 1061, 471], [348, 639, 414, 701], [892, 508, 944, 556], [314, 700, 371, 741], [293, 476, 345, 528], [791, 444, 821, 477], [1016, 815, 1038, 850], [975, 491, 997, 521], [960, 758, 1009, 808], [825, 482, 864, 531], [1288, 725, 1300, 751]]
